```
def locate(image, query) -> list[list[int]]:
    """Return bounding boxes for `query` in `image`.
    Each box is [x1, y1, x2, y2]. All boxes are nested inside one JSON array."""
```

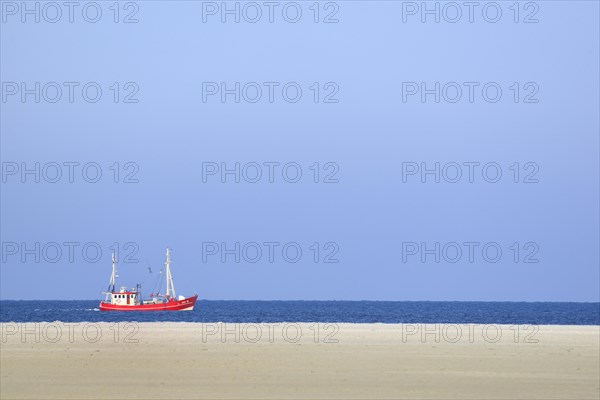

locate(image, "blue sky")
[[1, 1, 599, 301]]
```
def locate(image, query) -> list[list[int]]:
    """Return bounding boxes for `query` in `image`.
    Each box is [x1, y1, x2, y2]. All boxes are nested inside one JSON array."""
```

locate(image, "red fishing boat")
[[99, 248, 198, 311]]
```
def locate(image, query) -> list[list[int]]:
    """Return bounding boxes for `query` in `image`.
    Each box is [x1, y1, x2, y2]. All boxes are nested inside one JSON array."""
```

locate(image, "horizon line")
[[1, 299, 599, 304]]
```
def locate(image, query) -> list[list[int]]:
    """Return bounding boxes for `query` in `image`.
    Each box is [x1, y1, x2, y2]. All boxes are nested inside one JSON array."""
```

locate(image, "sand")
[[1, 322, 598, 399]]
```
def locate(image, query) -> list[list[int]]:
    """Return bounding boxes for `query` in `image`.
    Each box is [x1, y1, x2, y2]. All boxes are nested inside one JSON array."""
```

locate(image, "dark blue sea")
[[1, 300, 598, 324]]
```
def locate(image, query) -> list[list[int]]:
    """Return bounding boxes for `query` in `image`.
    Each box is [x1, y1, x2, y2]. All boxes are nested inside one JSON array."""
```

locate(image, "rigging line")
[[150, 268, 165, 296]]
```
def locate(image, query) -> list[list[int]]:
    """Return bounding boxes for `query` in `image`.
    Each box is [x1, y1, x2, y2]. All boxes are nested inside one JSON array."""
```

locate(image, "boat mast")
[[106, 252, 117, 301], [165, 248, 176, 299]]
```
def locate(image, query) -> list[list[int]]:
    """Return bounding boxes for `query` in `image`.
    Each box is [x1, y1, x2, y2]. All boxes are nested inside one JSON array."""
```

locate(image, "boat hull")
[[99, 294, 198, 311]]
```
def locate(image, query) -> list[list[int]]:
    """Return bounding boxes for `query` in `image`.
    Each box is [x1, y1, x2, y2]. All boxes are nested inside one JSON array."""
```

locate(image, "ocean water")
[[1, 300, 598, 324]]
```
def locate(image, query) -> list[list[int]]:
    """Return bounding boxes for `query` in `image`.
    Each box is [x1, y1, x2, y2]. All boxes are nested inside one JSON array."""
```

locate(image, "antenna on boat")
[[105, 252, 117, 301], [165, 247, 176, 299]]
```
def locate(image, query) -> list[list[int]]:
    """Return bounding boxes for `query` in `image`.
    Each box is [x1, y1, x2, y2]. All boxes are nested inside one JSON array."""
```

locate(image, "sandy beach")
[[1, 322, 598, 399]]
